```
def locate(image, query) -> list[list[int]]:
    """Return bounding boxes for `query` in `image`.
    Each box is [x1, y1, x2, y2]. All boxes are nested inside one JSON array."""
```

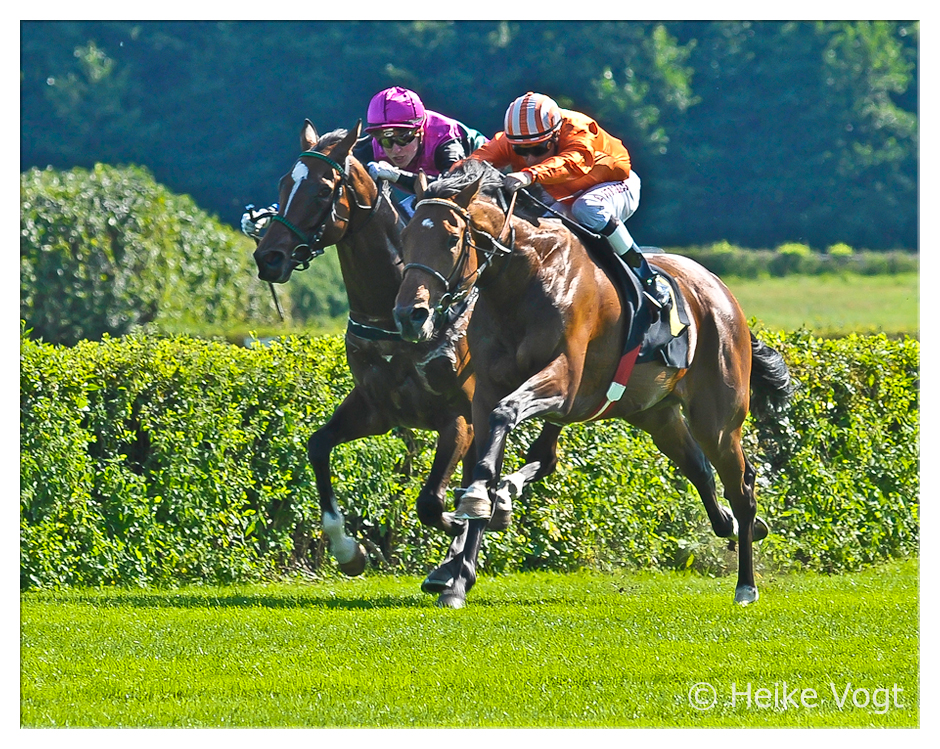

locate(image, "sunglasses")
[[512, 141, 553, 157], [377, 130, 419, 150]]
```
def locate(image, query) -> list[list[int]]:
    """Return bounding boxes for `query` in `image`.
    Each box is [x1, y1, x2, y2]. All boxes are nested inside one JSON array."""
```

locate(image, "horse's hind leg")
[[307, 387, 391, 576], [715, 437, 760, 605], [688, 411, 760, 605], [629, 403, 735, 538], [633, 400, 769, 542]]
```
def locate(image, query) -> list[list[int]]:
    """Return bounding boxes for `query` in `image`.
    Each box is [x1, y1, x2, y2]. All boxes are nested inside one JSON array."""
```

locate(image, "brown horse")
[[252, 120, 478, 578], [392, 160, 793, 608]]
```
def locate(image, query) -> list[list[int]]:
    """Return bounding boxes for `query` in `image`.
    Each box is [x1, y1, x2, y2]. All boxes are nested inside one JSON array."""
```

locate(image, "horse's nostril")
[[410, 307, 430, 325], [263, 252, 283, 269]]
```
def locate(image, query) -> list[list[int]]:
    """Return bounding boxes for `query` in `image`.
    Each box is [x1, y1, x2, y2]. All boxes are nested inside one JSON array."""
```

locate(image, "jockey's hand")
[[502, 171, 533, 194], [240, 203, 278, 237], [368, 161, 401, 183], [240, 210, 257, 236]]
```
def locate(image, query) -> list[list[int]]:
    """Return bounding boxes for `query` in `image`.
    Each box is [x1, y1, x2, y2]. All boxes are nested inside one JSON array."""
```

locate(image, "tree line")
[[21, 20, 918, 250]]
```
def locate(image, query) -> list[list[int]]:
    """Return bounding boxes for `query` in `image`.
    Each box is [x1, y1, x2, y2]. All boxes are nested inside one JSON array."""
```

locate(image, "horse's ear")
[[415, 170, 429, 202], [454, 175, 483, 210], [302, 119, 318, 151], [335, 124, 360, 159], [352, 119, 362, 139]]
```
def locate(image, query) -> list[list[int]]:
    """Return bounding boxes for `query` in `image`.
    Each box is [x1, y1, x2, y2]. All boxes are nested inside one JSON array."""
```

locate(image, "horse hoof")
[[421, 571, 455, 595], [337, 544, 367, 576], [486, 485, 514, 532], [734, 585, 759, 605], [455, 487, 491, 520], [440, 511, 467, 537], [436, 592, 466, 609]]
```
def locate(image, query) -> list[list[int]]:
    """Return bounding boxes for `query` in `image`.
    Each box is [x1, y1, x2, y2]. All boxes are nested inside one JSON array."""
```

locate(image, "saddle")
[[578, 232, 691, 366], [574, 232, 692, 420]]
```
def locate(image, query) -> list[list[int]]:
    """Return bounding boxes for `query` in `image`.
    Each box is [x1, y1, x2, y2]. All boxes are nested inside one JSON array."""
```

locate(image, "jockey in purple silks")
[[240, 87, 488, 238], [353, 87, 488, 217]]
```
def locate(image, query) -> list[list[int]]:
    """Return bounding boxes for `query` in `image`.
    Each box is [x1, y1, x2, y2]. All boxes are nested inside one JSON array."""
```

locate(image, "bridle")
[[402, 197, 514, 321], [270, 150, 384, 272]]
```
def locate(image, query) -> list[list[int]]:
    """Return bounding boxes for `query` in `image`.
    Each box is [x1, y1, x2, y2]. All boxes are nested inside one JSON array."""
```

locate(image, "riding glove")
[[368, 161, 402, 183], [502, 171, 533, 194]]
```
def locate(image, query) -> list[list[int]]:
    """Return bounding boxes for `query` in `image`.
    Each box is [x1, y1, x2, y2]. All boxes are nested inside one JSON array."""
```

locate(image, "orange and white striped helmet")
[[503, 92, 563, 144]]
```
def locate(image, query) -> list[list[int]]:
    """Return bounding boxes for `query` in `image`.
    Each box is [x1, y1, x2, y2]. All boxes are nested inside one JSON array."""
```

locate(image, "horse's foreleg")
[[434, 519, 488, 609], [307, 388, 391, 576], [489, 421, 564, 531], [457, 361, 571, 522]]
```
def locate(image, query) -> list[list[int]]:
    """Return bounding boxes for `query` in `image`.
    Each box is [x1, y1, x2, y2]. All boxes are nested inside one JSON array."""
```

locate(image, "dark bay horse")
[[252, 120, 478, 577], [392, 160, 793, 608]]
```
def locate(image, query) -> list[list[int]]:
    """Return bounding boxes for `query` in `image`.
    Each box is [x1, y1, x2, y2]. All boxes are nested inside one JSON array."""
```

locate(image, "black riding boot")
[[599, 218, 671, 307]]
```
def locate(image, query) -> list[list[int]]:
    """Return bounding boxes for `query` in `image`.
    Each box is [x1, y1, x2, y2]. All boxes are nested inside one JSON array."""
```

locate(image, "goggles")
[[377, 129, 420, 150], [511, 140, 554, 157]]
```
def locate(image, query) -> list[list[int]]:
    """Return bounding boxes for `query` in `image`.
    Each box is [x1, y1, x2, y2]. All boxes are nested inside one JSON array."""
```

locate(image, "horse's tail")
[[749, 332, 795, 419]]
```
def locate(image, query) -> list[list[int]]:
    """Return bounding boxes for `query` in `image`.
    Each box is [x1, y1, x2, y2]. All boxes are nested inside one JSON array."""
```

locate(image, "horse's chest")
[[470, 304, 561, 388], [346, 339, 462, 416], [469, 329, 531, 387]]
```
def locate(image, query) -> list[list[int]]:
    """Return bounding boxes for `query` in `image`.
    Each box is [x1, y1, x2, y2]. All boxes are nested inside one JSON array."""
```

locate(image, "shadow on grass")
[[25, 583, 647, 611], [24, 590, 439, 611]]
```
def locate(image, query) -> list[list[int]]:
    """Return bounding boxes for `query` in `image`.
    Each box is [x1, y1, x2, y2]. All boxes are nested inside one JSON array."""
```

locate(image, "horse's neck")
[[336, 197, 404, 324], [477, 218, 572, 318]]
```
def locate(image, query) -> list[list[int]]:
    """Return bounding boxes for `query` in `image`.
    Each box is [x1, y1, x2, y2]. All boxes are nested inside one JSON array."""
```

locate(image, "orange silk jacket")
[[469, 109, 632, 204]]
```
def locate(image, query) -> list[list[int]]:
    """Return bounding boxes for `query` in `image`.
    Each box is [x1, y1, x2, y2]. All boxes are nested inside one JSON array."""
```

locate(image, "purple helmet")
[[365, 87, 427, 133]]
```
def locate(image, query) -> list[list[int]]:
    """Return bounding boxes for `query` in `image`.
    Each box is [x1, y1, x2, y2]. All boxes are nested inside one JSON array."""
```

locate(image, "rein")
[[403, 196, 514, 322]]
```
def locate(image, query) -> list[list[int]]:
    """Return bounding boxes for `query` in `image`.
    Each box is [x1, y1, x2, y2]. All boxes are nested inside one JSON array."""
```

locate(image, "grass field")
[[20, 559, 918, 728], [729, 272, 918, 336]]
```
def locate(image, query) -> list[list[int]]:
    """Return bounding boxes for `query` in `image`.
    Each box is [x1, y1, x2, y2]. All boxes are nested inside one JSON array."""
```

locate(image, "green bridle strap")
[[269, 214, 310, 241], [299, 150, 346, 176]]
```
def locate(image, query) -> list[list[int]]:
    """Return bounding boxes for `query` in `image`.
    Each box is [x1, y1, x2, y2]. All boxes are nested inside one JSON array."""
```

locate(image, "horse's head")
[[253, 120, 363, 283], [394, 161, 508, 343]]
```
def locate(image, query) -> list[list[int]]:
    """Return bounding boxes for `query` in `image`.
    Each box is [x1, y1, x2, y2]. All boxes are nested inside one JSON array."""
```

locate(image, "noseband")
[[271, 150, 383, 272], [402, 197, 513, 320]]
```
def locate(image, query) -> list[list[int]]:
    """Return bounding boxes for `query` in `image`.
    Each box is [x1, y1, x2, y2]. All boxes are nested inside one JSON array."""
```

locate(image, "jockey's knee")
[[570, 199, 611, 233]]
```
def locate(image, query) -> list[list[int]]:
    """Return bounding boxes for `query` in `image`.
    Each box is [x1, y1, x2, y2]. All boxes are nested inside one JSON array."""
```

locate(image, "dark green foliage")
[[20, 20, 918, 250], [20, 329, 918, 589], [20, 164, 272, 345]]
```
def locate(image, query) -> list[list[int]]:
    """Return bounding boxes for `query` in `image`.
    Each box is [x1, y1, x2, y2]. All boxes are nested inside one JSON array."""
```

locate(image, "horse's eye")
[[318, 185, 332, 198]]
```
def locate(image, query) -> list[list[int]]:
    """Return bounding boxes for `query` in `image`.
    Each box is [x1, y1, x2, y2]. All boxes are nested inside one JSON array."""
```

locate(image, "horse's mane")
[[426, 159, 505, 201], [315, 128, 350, 151], [426, 159, 550, 225]]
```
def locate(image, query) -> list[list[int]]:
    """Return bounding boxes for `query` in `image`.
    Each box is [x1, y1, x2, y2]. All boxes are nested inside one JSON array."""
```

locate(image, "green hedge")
[[20, 328, 919, 589], [677, 242, 918, 278], [20, 164, 273, 345]]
